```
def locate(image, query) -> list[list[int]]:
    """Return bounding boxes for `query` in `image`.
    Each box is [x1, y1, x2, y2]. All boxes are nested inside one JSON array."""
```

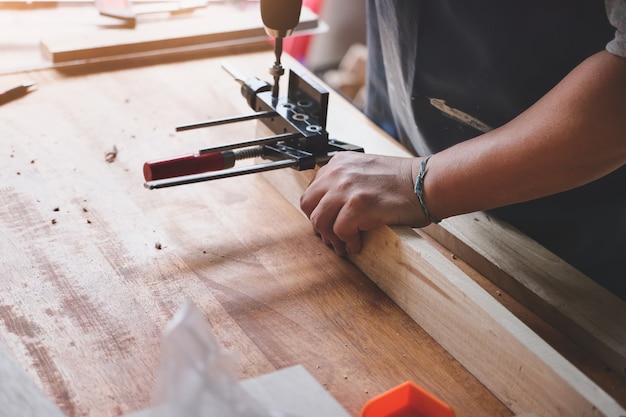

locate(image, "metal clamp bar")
[[176, 110, 277, 132], [198, 132, 302, 154], [144, 159, 298, 189]]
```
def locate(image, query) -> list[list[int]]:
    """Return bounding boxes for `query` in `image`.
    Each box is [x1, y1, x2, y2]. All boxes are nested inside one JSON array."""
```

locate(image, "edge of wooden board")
[[423, 213, 626, 378], [357, 225, 625, 417]]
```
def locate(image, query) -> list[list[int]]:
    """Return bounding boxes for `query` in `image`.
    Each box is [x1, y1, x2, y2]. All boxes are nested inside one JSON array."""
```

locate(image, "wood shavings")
[[105, 146, 118, 163], [155, 242, 162, 250]]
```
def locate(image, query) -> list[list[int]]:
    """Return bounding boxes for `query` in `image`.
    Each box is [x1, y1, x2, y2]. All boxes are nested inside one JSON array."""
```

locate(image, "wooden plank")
[[355, 226, 625, 417], [40, 5, 320, 63], [424, 214, 626, 379]]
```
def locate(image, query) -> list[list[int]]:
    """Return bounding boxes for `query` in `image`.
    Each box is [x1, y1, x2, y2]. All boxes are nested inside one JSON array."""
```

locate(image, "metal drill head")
[[260, 0, 303, 38]]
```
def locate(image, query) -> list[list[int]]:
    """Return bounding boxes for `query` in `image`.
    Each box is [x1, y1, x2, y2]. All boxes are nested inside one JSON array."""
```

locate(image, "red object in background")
[[360, 381, 456, 417], [282, 0, 323, 63]]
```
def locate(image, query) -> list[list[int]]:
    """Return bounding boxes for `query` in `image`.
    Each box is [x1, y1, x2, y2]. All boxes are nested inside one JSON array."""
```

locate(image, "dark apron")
[[365, 0, 626, 299]]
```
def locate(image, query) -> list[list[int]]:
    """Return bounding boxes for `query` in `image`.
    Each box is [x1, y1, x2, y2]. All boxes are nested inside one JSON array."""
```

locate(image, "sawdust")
[[105, 146, 118, 163]]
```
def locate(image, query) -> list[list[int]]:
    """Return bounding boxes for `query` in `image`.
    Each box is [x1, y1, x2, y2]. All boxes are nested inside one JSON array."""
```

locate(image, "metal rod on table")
[[221, 62, 247, 85], [197, 132, 302, 154], [176, 110, 278, 132], [271, 37, 283, 99], [144, 159, 299, 189]]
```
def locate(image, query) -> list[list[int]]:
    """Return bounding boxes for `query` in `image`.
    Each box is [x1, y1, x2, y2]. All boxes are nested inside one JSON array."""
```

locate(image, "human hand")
[[299, 152, 431, 256]]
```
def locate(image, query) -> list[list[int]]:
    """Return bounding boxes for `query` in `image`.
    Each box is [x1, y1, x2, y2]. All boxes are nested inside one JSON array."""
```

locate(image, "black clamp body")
[[144, 67, 363, 189]]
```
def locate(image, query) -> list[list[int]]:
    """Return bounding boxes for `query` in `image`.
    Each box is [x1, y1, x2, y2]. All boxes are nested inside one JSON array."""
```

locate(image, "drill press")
[[143, 0, 363, 189], [260, 0, 303, 98]]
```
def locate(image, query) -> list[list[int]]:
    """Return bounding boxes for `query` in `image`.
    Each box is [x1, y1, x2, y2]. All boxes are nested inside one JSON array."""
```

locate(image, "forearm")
[[423, 51, 626, 220]]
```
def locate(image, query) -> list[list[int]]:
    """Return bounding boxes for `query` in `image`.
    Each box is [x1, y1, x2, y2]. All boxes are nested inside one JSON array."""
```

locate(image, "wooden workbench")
[[0, 50, 625, 417]]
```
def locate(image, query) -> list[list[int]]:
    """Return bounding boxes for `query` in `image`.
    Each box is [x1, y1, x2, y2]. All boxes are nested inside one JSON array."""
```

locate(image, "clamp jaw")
[[143, 65, 363, 189]]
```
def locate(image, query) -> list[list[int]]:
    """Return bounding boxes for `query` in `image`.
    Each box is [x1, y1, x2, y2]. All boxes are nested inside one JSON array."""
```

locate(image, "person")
[[299, 0, 626, 300]]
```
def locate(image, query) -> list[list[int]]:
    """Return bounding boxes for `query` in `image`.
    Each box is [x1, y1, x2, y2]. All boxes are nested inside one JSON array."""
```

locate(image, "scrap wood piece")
[[423, 212, 626, 379], [105, 145, 118, 163], [39, 5, 320, 64], [95, 0, 210, 27]]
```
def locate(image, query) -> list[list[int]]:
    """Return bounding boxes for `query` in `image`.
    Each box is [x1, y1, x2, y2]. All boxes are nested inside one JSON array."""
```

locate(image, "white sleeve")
[[605, 0, 626, 57]]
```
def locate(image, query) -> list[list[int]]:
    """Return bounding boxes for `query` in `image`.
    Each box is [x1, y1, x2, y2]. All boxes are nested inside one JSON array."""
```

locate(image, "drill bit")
[[270, 37, 284, 99], [260, 0, 302, 99]]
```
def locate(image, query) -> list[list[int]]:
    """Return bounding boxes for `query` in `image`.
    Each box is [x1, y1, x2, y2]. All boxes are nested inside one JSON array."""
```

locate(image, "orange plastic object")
[[360, 381, 456, 417]]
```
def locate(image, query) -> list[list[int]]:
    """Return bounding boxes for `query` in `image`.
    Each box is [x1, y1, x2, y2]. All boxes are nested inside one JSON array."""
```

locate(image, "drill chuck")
[[260, 0, 303, 38]]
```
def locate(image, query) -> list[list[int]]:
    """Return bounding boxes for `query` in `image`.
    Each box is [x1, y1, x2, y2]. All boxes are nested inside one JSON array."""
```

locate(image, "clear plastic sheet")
[[145, 300, 289, 417]]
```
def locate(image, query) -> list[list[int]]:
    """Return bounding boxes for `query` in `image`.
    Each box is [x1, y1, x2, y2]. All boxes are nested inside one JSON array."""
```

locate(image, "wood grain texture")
[[355, 226, 625, 417], [424, 214, 626, 378], [0, 53, 511, 417]]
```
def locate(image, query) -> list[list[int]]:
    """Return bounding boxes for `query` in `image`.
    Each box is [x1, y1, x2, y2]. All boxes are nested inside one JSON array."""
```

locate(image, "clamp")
[[143, 63, 363, 189]]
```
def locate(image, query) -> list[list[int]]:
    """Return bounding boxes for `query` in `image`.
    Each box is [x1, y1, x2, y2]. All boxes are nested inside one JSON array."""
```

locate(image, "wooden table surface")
[[0, 51, 522, 416]]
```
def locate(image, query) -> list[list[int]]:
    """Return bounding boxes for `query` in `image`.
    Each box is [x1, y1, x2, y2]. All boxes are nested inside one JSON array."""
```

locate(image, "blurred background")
[[0, 0, 367, 106]]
